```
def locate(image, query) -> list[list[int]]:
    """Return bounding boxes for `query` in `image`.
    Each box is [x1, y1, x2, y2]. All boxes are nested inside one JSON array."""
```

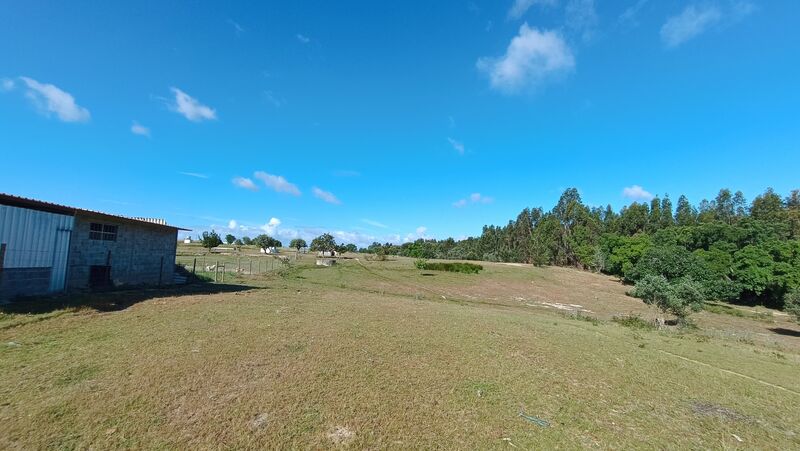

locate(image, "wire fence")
[[174, 254, 292, 281]]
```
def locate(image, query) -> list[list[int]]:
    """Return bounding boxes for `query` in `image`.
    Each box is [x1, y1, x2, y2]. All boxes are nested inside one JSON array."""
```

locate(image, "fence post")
[[215, 260, 219, 282], [237, 257, 241, 272], [221, 264, 225, 283], [249, 259, 252, 275], [192, 258, 196, 274]]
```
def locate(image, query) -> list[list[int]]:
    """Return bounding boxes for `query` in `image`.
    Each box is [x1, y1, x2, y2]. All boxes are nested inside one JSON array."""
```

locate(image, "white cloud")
[[179, 171, 209, 179], [362, 219, 388, 229], [232, 176, 258, 191], [169, 87, 216, 121], [507, 0, 557, 20], [131, 121, 150, 137], [566, 0, 598, 41], [261, 217, 281, 235], [447, 137, 465, 155], [254, 171, 301, 196], [228, 220, 238, 229], [477, 24, 575, 93], [404, 226, 429, 243], [622, 185, 654, 202], [312, 187, 341, 205], [19, 77, 90, 123], [454, 192, 494, 207], [1, 78, 14, 91], [296, 34, 310, 43], [660, 4, 722, 48]]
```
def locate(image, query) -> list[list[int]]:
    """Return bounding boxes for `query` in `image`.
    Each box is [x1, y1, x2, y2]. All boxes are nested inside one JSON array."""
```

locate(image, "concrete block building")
[[0, 193, 188, 300]]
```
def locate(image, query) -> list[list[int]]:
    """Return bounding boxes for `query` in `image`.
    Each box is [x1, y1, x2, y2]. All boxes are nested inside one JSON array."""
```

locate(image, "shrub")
[[786, 289, 800, 323], [612, 314, 656, 330], [417, 261, 483, 274], [631, 274, 705, 322]]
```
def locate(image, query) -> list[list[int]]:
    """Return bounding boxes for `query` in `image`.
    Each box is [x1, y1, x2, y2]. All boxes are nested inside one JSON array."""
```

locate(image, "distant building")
[[183, 237, 192, 244], [0, 193, 189, 300], [317, 250, 337, 257], [260, 246, 279, 254]]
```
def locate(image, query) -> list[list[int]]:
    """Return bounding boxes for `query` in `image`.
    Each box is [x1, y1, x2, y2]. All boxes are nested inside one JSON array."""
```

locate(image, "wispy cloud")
[[447, 137, 465, 155], [566, 0, 598, 42], [660, 4, 722, 48], [169, 87, 216, 121], [507, 0, 557, 20], [454, 192, 494, 207], [263, 90, 283, 108], [312, 187, 341, 205], [130, 121, 150, 137], [254, 171, 301, 196], [619, 0, 650, 26], [362, 219, 388, 229], [660, 2, 756, 49], [296, 34, 310, 43], [179, 172, 208, 179], [232, 176, 258, 191], [19, 77, 90, 122], [227, 19, 245, 35], [622, 185, 654, 202], [1, 78, 14, 91], [228, 219, 238, 229], [477, 23, 575, 94]]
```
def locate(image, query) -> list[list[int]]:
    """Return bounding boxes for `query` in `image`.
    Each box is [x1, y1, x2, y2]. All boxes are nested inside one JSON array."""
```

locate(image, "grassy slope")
[[1, 258, 798, 449]]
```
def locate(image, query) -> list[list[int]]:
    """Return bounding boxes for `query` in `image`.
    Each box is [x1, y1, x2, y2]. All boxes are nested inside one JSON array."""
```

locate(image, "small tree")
[[241, 236, 252, 246], [290, 238, 307, 251], [253, 234, 280, 253], [310, 233, 337, 254], [225, 234, 236, 245], [200, 230, 223, 253], [632, 275, 704, 324], [785, 289, 800, 323]]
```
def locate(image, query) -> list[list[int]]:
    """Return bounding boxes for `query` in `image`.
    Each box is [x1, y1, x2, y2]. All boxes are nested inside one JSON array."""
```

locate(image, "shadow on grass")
[[769, 328, 800, 338], [0, 283, 254, 315]]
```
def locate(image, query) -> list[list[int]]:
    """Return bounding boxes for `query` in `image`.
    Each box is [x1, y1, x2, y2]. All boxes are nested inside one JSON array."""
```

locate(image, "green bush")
[[417, 261, 483, 274], [786, 289, 800, 323], [632, 274, 705, 322]]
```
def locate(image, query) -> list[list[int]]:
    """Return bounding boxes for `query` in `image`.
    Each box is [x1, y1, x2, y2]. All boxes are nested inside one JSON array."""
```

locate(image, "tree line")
[[363, 187, 800, 310]]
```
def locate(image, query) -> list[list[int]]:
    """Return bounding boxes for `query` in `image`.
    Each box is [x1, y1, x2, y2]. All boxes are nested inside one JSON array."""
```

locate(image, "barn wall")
[[0, 205, 74, 299], [67, 214, 178, 290]]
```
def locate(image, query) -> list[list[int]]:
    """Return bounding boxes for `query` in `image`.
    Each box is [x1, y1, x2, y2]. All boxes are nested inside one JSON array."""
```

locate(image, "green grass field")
[[1, 256, 799, 448]]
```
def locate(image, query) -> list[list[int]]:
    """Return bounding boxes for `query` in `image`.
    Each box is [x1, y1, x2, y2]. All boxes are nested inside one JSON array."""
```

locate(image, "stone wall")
[[66, 214, 178, 290]]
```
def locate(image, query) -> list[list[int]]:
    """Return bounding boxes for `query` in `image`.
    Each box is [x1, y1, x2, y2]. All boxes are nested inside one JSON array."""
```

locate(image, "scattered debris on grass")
[[519, 410, 549, 427], [526, 302, 593, 314], [327, 425, 355, 444], [501, 437, 518, 447]]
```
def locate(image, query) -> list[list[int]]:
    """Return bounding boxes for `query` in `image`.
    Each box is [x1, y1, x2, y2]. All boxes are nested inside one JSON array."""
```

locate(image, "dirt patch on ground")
[[692, 402, 751, 422], [327, 425, 354, 444]]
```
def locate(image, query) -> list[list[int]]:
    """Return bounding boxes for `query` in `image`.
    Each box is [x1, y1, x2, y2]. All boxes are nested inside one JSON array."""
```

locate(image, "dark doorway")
[[89, 265, 111, 288]]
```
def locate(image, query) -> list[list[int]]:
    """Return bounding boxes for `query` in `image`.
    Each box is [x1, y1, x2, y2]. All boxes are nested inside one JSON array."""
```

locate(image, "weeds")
[[612, 314, 656, 330], [415, 260, 483, 274]]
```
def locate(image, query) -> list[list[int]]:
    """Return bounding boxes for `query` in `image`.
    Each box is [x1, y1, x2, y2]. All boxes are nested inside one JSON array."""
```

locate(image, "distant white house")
[[260, 246, 279, 254], [183, 237, 192, 244], [317, 250, 336, 257]]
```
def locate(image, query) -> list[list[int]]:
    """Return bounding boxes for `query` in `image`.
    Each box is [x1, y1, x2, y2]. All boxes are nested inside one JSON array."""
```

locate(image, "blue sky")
[[1, 0, 799, 246]]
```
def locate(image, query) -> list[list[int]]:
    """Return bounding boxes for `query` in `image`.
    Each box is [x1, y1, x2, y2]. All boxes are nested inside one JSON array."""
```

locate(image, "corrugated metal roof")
[[0, 193, 191, 231]]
